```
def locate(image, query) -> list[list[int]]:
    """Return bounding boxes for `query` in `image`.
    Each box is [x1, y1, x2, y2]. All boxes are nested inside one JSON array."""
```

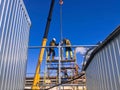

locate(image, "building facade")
[[83, 26, 120, 90], [0, 0, 31, 89]]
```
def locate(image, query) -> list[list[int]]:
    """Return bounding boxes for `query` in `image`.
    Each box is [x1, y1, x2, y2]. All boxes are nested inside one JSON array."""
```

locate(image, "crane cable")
[[59, 0, 63, 41]]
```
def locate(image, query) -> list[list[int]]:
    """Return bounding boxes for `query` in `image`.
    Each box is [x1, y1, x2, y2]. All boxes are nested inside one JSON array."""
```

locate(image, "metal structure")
[[83, 26, 120, 90], [0, 0, 31, 90], [42, 45, 87, 90], [25, 45, 99, 89]]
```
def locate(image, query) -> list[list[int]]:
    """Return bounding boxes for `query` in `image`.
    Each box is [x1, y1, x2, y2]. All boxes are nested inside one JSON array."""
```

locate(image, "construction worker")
[[47, 38, 58, 60], [61, 68, 68, 83], [59, 0, 63, 5], [62, 38, 73, 60], [75, 64, 79, 76]]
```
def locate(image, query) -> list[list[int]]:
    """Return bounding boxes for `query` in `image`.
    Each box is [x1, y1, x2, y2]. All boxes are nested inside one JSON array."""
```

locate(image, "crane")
[[31, 0, 55, 89]]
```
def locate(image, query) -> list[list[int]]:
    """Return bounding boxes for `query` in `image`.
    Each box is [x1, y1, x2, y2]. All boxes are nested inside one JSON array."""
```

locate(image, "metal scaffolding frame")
[[25, 44, 98, 89], [40, 44, 97, 89]]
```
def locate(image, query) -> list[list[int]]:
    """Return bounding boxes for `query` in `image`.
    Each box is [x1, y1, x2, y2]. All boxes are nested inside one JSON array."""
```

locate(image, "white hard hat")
[[52, 38, 56, 42]]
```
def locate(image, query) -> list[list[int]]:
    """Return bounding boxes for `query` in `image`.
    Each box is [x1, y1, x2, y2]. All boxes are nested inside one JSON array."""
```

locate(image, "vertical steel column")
[[43, 51, 48, 89], [58, 43, 61, 90]]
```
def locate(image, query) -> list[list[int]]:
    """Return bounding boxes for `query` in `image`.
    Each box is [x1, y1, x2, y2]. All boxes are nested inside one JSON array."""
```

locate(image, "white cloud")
[[76, 47, 89, 55]]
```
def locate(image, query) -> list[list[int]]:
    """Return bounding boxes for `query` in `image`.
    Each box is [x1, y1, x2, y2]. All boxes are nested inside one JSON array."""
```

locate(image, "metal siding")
[[112, 37, 120, 89], [105, 47, 113, 90], [109, 42, 117, 90], [0, 0, 6, 29], [107, 44, 114, 90], [4, 0, 18, 89], [21, 18, 25, 89], [16, 2, 21, 90], [13, 4, 18, 89], [103, 48, 110, 90], [99, 52, 105, 90], [95, 55, 100, 90], [22, 17, 27, 89], [0, 0, 8, 43], [0, 0, 31, 89], [96, 54, 102, 90], [101, 49, 107, 90], [0, 0, 13, 89], [86, 32, 120, 90], [21, 14, 25, 89], [16, 5, 22, 89], [93, 56, 97, 90], [23, 21, 30, 88], [23, 16, 29, 89], [19, 7, 24, 89], [0, 0, 10, 77], [16, 4, 24, 89], [116, 35, 120, 84], [10, 2, 21, 89]]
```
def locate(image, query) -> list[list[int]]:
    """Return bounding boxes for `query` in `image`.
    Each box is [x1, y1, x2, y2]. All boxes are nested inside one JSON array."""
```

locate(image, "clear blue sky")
[[23, 0, 120, 75]]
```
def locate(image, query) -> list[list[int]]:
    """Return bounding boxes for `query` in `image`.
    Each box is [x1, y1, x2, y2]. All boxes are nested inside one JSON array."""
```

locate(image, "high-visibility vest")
[[65, 39, 71, 45], [50, 41, 55, 46]]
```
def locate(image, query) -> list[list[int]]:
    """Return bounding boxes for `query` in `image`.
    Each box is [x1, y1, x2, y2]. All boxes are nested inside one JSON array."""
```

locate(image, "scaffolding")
[[25, 44, 98, 90], [40, 44, 93, 90]]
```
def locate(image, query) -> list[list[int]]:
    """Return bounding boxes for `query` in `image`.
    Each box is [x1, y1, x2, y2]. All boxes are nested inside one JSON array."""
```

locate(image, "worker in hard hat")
[[59, 0, 63, 5], [62, 38, 73, 60], [61, 68, 68, 83], [75, 64, 79, 76], [47, 38, 58, 60]]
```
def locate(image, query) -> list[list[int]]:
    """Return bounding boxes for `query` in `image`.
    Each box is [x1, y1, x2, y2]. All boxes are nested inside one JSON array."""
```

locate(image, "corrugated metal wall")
[[0, 0, 31, 89], [85, 27, 120, 90]]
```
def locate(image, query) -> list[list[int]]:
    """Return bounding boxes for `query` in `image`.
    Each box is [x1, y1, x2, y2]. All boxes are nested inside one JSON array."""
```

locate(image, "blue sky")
[[23, 0, 120, 75]]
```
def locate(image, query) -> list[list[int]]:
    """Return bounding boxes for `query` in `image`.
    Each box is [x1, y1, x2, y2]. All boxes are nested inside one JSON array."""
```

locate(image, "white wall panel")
[[85, 28, 120, 90], [0, 0, 31, 90]]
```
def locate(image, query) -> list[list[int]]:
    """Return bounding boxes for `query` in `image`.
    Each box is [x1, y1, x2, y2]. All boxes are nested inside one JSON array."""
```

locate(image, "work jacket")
[[49, 41, 58, 50], [64, 39, 71, 46]]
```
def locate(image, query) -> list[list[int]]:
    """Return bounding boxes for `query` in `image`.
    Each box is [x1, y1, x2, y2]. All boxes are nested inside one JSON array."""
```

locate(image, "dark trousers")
[[48, 48, 55, 57], [65, 47, 72, 52]]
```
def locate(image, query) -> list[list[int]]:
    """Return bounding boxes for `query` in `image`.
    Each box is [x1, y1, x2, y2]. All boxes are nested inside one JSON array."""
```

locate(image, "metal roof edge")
[[20, 0, 31, 26], [83, 25, 120, 71]]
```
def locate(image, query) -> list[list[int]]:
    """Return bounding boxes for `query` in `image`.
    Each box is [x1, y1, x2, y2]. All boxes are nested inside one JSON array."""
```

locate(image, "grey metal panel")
[[18, 7, 24, 89], [102, 48, 110, 90], [111, 37, 120, 89], [0, 0, 10, 76], [0, 0, 31, 89], [8, 2, 21, 89], [22, 15, 29, 89], [96, 53, 102, 90], [11, 2, 20, 89], [4, 0, 18, 89], [105, 46, 113, 90], [85, 30, 120, 90], [0, 0, 13, 89], [109, 42, 118, 90], [0, 0, 6, 29], [15, 5, 22, 89]]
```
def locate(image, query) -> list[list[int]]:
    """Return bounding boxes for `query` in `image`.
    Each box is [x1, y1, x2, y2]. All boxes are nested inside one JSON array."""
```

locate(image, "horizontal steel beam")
[[46, 59, 76, 62], [28, 45, 98, 49]]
